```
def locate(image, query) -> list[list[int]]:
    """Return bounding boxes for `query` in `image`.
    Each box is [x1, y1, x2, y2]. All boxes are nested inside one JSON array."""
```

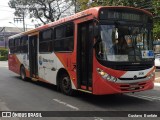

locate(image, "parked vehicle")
[[155, 54, 160, 68]]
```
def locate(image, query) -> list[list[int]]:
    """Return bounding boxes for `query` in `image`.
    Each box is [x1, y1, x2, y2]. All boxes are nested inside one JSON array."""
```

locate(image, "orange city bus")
[[8, 6, 155, 95]]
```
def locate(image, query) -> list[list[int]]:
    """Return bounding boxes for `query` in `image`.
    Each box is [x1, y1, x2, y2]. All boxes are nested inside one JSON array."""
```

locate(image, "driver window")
[[98, 41, 107, 59]]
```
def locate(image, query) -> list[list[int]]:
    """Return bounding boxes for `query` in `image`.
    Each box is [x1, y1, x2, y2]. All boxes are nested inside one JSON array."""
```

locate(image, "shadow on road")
[[74, 93, 151, 108], [14, 76, 58, 91], [13, 76, 152, 109]]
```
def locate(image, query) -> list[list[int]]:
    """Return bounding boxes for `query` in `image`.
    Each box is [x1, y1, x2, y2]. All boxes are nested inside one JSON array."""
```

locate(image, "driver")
[[125, 36, 141, 61], [111, 35, 127, 54]]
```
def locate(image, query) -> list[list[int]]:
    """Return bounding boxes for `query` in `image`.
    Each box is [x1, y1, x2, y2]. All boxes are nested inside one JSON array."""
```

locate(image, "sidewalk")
[[155, 79, 160, 83], [155, 69, 160, 83]]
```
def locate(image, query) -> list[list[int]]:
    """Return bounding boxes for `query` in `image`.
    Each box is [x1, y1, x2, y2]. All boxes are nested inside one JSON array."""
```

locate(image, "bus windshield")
[[96, 25, 154, 62]]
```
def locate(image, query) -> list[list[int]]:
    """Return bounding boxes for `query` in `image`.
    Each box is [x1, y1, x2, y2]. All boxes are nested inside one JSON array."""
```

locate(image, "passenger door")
[[29, 33, 38, 78], [77, 21, 93, 91]]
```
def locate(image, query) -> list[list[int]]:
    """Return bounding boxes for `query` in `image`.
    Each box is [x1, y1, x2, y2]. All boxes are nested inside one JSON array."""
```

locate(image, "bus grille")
[[119, 76, 147, 80], [112, 64, 153, 71]]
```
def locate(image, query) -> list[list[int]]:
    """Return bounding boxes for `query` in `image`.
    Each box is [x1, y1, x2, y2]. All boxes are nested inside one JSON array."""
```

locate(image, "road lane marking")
[[142, 95, 160, 99], [136, 95, 160, 101], [127, 94, 160, 101], [53, 99, 79, 111], [53, 99, 104, 120], [127, 94, 153, 101], [94, 117, 104, 120]]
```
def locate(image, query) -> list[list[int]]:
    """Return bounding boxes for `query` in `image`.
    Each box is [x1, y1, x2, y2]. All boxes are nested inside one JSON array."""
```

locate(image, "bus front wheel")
[[20, 66, 26, 81], [60, 73, 73, 95]]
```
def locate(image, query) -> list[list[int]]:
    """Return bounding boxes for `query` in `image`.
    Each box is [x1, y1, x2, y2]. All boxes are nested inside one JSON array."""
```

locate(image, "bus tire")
[[20, 66, 26, 81], [60, 73, 73, 95]]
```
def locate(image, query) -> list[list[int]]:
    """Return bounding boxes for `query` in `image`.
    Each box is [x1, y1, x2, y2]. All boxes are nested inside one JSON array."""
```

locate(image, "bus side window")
[[21, 35, 28, 53], [39, 28, 53, 53], [54, 22, 74, 52], [13, 37, 21, 53], [9, 39, 14, 54], [14, 38, 19, 53]]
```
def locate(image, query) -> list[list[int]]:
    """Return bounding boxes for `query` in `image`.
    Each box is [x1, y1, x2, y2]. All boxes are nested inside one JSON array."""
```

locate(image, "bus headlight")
[[106, 75, 111, 80], [112, 77, 118, 82], [97, 68, 117, 82]]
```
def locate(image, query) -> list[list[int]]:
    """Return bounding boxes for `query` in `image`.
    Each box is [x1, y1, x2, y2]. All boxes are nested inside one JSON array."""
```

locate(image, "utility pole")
[[0, 27, 5, 48], [75, 0, 77, 13], [3, 27, 6, 48], [22, 11, 25, 32], [13, 9, 25, 32]]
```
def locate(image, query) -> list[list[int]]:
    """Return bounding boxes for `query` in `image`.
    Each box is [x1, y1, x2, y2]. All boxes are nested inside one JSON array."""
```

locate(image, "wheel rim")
[[62, 76, 71, 93]]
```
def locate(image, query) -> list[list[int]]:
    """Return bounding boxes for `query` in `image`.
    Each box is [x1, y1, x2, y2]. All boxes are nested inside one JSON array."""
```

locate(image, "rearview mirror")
[[115, 28, 118, 39]]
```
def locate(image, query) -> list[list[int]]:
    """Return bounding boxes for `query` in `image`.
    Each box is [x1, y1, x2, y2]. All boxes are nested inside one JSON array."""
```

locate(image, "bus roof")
[[9, 6, 152, 39]]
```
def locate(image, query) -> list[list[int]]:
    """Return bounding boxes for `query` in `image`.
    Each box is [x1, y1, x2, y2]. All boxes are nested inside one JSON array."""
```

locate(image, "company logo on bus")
[[133, 75, 138, 80], [39, 56, 43, 65]]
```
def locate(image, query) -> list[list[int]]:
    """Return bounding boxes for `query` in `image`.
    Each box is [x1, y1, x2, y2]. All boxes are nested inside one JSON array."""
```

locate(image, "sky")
[[0, 0, 35, 28]]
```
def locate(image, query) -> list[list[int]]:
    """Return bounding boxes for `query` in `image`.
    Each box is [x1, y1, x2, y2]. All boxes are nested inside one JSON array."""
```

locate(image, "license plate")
[[130, 84, 139, 88]]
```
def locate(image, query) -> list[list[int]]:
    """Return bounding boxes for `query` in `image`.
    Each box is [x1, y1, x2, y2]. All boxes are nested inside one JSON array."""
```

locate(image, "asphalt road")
[[0, 61, 160, 120]]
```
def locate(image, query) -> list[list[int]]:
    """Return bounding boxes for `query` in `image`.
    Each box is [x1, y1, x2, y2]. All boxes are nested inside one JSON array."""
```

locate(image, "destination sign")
[[99, 9, 152, 23]]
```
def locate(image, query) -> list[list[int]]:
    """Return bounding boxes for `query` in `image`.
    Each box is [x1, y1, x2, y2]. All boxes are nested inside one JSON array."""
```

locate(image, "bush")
[[0, 48, 8, 61], [0, 56, 7, 61], [0, 48, 8, 56]]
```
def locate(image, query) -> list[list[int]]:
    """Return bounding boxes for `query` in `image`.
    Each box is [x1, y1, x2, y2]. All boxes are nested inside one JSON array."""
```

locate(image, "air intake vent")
[[119, 76, 147, 80], [120, 83, 146, 91], [111, 64, 153, 71]]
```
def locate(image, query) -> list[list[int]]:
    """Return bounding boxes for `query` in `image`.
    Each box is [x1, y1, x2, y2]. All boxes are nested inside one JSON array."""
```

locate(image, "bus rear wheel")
[[60, 73, 73, 95], [20, 66, 26, 81]]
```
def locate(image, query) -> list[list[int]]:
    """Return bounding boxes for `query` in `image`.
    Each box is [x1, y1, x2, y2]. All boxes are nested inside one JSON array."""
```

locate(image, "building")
[[0, 27, 32, 48]]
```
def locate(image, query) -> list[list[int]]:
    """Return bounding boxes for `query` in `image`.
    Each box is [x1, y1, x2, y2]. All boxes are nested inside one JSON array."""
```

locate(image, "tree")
[[8, 0, 75, 24], [77, 0, 142, 11], [152, 0, 160, 40]]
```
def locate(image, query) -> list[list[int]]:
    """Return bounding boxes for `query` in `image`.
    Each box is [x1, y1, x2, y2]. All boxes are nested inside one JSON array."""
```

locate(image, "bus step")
[[77, 89, 92, 94], [31, 78, 39, 82]]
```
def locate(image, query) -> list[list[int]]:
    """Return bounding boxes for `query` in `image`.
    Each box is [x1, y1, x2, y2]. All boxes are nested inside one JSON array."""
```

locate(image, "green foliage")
[[77, 0, 142, 11], [0, 56, 7, 61], [152, 0, 160, 40], [0, 48, 8, 61], [153, 21, 160, 40], [77, 0, 89, 11], [152, 0, 160, 15]]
